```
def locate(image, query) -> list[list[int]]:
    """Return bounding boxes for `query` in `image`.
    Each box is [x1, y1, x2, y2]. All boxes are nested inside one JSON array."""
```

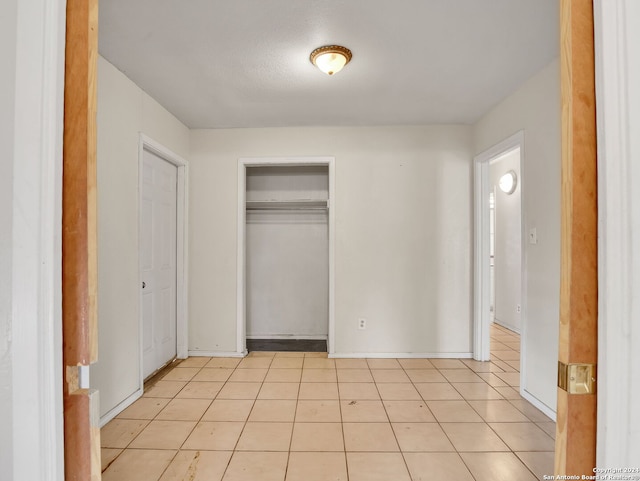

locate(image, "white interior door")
[[141, 148, 177, 379]]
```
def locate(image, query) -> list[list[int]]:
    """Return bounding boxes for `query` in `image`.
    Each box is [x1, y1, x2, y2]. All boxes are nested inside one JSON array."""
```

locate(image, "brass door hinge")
[[558, 361, 596, 394]]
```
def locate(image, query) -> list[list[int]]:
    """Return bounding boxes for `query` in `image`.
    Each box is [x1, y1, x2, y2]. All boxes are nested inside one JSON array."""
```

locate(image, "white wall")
[[473, 58, 560, 412], [490, 149, 522, 331], [92, 56, 190, 418], [246, 212, 329, 338], [189, 126, 473, 356]]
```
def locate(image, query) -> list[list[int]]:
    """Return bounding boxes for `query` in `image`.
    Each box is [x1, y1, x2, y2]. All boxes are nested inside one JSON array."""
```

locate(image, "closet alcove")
[[244, 165, 329, 352]]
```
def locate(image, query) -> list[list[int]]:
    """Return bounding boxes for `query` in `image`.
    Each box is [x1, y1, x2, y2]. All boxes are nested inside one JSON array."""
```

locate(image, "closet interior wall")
[[245, 166, 329, 341]]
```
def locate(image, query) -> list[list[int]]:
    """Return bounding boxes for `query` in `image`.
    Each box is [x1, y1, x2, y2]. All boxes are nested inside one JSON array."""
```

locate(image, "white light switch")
[[529, 228, 538, 245]]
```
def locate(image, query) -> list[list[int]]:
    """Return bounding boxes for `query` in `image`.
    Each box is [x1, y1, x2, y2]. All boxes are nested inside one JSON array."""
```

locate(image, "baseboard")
[[188, 350, 247, 358], [186, 350, 474, 359], [492, 320, 522, 335], [246, 335, 328, 340], [329, 352, 474, 359], [521, 388, 557, 422], [99, 387, 143, 427]]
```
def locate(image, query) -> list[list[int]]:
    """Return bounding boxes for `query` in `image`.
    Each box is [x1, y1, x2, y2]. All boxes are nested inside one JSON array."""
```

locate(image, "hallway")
[[100, 324, 554, 480]]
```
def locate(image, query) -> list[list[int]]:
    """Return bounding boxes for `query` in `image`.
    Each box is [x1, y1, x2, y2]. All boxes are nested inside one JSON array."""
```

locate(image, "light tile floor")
[[101, 324, 555, 480]]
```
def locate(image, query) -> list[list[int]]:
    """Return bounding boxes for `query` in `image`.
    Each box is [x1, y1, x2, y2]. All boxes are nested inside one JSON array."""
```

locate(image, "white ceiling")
[[98, 0, 559, 129]]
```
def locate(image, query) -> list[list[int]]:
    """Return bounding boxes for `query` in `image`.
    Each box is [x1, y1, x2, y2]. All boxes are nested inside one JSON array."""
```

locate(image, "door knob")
[[142, 281, 146, 288]]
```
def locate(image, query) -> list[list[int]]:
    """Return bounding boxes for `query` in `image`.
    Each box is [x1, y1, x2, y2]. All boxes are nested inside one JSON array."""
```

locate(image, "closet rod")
[[246, 200, 328, 211], [247, 208, 327, 212]]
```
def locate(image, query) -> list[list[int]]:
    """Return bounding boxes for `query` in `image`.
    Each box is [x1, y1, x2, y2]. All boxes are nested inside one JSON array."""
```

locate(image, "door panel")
[[142, 148, 178, 379], [556, 0, 598, 475], [141, 199, 153, 269], [142, 291, 154, 354]]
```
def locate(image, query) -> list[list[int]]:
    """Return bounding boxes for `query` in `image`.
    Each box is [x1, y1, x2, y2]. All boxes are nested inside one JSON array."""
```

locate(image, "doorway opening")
[[473, 131, 525, 365], [490, 149, 522, 334], [237, 158, 335, 356]]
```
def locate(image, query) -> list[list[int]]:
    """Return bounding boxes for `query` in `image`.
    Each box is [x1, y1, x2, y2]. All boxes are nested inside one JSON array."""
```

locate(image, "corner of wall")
[[94, 55, 190, 417], [471, 57, 561, 413]]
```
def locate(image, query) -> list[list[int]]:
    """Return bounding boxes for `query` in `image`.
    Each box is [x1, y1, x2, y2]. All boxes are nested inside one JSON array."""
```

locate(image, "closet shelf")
[[246, 199, 328, 211]]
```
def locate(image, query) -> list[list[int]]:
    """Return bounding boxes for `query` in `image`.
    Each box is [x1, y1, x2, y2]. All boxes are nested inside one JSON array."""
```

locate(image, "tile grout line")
[[205, 363, 237, 481], [394, 359, 436, 481], [333, 357, 350, 481], [218, 353, 273, 480], [365, 358, 412, 479], [410, 362, 481, 481], [161, 360, 216, 480], [282, 354, 305, 481]]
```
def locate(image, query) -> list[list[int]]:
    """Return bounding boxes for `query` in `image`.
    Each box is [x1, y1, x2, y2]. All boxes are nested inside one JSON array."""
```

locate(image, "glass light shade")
[[315, 52, 347, 75], [310, 45, 352, 75], [499, 170, 517, 194]]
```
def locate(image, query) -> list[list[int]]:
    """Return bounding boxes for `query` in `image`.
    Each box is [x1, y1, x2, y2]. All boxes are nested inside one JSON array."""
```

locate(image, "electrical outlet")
[[358, 318, 367, 330], [516, 304, 521, 313]]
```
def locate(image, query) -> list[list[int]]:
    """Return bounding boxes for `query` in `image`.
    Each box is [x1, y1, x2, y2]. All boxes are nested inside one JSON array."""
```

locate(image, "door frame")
[[237, 157, 336, 355], [20, 1, 636, 476], [138, 133, 189, 386], [8, 0, 66, 478], [473, 131, 525, 362]]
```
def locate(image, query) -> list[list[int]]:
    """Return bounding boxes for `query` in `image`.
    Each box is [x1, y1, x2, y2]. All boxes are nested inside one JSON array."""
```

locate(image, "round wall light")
[[499, 170, 518, 194], [310, 45, 352, 75]]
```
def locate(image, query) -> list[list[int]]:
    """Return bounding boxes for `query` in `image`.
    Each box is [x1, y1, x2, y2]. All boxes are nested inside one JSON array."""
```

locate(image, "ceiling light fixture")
[[499, 170, 518, 195], [310, 45, 352, 75]]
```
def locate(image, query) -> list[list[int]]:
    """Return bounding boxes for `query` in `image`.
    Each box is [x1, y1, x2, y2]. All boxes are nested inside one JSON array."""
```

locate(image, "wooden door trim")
[[62, 0, 100, 479], [556, 0, 598, 475]]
